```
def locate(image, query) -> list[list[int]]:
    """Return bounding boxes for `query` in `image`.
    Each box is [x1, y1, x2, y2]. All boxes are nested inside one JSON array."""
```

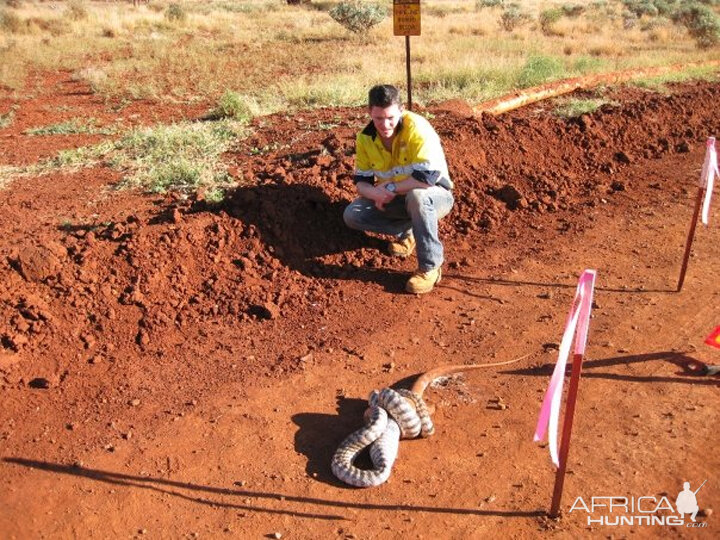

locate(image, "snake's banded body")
[[331, 388, 432, 487], [331, 356, 529, 488]]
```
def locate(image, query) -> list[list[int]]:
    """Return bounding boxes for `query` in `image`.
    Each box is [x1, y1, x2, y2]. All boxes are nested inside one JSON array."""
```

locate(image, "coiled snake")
[[331, 356, 529, 487]]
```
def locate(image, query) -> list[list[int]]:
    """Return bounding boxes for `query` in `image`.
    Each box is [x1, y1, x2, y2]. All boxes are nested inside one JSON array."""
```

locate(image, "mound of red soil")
[[3, 81, 720, 369]]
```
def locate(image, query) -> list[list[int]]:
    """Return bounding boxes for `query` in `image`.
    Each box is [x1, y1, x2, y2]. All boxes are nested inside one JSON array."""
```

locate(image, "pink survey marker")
[[700, 137, 718, 226], [533, 269, 597, 466]]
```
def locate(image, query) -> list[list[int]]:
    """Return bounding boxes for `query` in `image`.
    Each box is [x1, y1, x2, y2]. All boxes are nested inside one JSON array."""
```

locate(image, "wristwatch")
[[385, 182, 397, 193]]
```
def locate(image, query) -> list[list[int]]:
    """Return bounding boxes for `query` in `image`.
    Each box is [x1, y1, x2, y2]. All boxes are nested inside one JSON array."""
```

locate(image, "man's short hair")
[[368, 85, 402, 108]]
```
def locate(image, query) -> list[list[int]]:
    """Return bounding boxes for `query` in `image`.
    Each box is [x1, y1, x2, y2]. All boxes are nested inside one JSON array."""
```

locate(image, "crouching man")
[[343, 84, 454, 294]]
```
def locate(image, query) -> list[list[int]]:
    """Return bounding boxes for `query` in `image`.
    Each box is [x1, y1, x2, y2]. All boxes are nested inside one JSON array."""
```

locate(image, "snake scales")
[[331, 356, 528, 487]]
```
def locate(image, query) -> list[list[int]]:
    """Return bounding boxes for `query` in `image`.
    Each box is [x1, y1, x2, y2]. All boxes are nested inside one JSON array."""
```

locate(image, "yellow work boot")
[[406, 267, 442, 294], [388, 235, 416, 258]]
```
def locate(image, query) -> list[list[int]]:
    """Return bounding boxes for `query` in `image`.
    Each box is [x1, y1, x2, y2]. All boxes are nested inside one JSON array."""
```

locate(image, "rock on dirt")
[[13, 244, 65, 282], [28, 377, 51, 389], [492, 184, 527, 210]]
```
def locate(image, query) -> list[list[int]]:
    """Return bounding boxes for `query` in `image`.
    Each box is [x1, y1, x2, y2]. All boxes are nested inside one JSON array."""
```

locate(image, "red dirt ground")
[[1, 73, 719, 539]]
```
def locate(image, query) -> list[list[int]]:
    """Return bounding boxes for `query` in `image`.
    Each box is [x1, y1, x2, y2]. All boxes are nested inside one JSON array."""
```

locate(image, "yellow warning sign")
[[394, 0, 421, 36]]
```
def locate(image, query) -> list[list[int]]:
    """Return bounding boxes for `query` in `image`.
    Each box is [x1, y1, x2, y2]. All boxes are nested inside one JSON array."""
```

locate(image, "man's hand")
[[372, 186, 395, 210], [355, 181, 396, 210]]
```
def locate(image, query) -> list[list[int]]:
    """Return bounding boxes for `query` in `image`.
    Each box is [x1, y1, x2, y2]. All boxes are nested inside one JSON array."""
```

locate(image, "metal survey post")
[[393, 0, 420, 110]]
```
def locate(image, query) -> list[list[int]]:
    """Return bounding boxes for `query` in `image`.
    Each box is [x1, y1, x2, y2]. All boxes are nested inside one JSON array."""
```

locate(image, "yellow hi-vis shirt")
[[353, 111, 453, 190]]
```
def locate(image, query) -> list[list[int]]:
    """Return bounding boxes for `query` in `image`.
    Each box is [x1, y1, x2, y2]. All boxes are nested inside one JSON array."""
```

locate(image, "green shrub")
[[329, 1, 386, 34], [476, 0, 504, 8], [622, 0, 659, 18], [539, 8, 563, 34], [164, 3, 186, 23], [653, 0, 678, 16], [500, 5, 531, 31], [66, 0, 88, 21], [672, 4, 720, 48], [573, 55, 605, 72], [206, 90, 255, 121], [516, 55, 564, 88]]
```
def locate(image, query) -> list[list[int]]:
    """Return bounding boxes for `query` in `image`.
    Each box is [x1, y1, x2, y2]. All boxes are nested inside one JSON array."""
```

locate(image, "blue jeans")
[[343, 186, 454, 271]]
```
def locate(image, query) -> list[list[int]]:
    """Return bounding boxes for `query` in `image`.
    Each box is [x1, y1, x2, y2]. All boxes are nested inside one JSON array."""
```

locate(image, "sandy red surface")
[[1, 73, 718, 538]]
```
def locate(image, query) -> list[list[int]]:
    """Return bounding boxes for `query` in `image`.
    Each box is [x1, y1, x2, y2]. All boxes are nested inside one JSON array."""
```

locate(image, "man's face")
[[370, 104, 403, 140]]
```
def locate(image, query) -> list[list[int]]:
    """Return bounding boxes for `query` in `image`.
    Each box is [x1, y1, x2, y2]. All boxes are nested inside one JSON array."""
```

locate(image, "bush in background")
[[164, 3, 187, 23], [517, 55, 564, 88], [500, 5, 531, 31], [539, 8, 563, 34], [623, 0, 660, 17], [476, 0, 504, 8], [329, 1, 386, 34], [652, 0, 679, 16], [672, 3, 720, 48], [206, 90, 255, 122]]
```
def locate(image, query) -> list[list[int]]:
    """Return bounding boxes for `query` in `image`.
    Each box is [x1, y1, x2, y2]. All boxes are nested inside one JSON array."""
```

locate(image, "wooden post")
[[549, 352, 585, 517], [394, 0, 419, 110], [677, 186, 705, 292], [405, 36, 412, 111]]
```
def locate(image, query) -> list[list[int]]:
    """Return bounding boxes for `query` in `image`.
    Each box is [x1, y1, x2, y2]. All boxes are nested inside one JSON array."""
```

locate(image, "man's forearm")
[[356, 181, 377, 199], [394, 178, 430, 194], [356, 178, 429, 198]]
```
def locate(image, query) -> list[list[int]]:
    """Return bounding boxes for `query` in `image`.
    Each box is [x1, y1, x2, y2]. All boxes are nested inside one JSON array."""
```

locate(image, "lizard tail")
[[409, 352, 534, 397]]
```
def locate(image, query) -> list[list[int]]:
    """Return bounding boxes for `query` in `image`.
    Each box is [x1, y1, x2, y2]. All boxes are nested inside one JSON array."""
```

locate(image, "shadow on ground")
[[195, 182, 410, 291], [3, 457, 546, 520], [503, 351, 720, 385]]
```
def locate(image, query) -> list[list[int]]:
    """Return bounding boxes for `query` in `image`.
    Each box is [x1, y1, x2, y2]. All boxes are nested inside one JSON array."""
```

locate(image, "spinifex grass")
[[0, 105, 16, 129], [553, 97, 614, 118], [24, 117, 116, 136], [3, 119, 249, 198], [631, 64, 720, 91], [111, 119, 248, 195]]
